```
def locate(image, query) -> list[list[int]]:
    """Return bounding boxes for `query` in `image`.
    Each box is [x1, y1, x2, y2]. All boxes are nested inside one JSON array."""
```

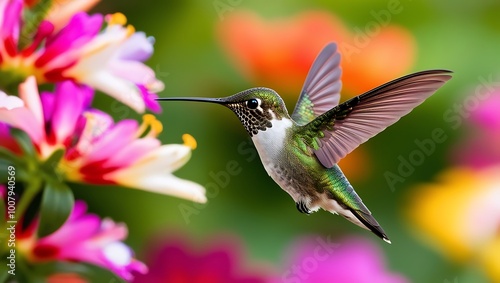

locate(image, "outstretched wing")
[[291, 43, 342, 125], [300, 70, 452, 168]]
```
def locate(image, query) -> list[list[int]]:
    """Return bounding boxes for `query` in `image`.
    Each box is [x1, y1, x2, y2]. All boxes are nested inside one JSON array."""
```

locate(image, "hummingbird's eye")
[[246, 98, 259, 109]]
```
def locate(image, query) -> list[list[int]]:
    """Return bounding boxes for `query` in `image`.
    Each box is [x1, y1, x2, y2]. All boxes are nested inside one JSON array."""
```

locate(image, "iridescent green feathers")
[[291, 43, 342, 126]]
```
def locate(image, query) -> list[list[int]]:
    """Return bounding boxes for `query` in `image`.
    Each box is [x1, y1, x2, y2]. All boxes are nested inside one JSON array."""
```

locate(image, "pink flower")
[[453, 90, 500, 169], [0, 184, 5, 199], [277, 236, 408, 283], [16, 200, 147, 281], [0, 0, 162, 113], [0, 76, 206, 203], [133, 235, 271, 283], [470, 94, 500, 131]]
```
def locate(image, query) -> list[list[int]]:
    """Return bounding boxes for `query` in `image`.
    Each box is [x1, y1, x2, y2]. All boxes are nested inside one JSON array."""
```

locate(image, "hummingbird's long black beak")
[[155, 97, 228, 104]]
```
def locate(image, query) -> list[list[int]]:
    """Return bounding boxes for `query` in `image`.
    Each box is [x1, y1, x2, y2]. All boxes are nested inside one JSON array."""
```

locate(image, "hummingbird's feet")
[[296, 200, 311, 214]]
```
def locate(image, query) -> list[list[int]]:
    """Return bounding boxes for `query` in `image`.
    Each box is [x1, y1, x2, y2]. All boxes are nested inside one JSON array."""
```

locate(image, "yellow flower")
[[482, 237, 500, 283], [407, 167, 500, 281]]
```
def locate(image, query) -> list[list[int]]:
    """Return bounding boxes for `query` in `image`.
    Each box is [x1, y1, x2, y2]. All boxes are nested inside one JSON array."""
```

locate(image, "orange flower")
[[217, 11, 349, 96], [217, 10, 415, 97], [47, 273, 88, 283], [338, 146, 372, 181], [340, 25, 415, 94]]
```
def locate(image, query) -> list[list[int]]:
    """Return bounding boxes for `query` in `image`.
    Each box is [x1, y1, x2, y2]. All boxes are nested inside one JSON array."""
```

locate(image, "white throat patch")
[[251, 118, 293, 161]]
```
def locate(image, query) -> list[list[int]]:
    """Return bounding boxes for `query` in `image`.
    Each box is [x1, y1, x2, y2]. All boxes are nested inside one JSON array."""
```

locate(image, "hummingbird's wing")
[[291, 43, 342, 126], [301, 70, 452, 168]]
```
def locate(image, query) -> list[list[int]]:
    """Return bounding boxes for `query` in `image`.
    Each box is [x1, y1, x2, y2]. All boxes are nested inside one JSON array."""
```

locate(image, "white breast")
[[251, 117, 301, 200], [251, 118, 293, 164]]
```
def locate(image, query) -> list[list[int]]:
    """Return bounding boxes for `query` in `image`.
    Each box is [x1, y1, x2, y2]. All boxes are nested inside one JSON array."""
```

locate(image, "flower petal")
[[108, 145, 206, 202], [138, 84, 161, 113], [0, 0, 22, 42], [73, 70, 146, 113], [118, 174, 207, 203], [62, 22, 158, 113], [116, 32, 153, 62], [0, 107, 44, 143], [0, 91, 23, 109], [38, 13, 103, 69], [46, 0, 102, 31], [51, 81, 93, 144], [19, 76, 44, 130], [83, 119, 139, 163], [103, 137, 161, 168], [133, 144, 195, 173]]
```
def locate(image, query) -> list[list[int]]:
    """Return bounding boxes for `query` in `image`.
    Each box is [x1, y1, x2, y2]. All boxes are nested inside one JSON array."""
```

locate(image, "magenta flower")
[[16, 200, 146, 281], [453, 90, 500, 169], [0, 0, 162, 113], [0, 76, 206, 203], [278, 237, 408, 283], [0, 184, 5, 199], [133, 235, 271, 283]]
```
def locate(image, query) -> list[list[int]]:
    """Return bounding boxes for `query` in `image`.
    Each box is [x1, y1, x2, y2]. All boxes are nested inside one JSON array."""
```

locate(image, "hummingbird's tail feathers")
[[296, 200, 312, 214], [350, 209, 391, 244]]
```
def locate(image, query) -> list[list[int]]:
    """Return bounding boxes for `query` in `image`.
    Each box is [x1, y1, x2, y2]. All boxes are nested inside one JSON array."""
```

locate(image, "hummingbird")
[[156, 43, 452, 243]]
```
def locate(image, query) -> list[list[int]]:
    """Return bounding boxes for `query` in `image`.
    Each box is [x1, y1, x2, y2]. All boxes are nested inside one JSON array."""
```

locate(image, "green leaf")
[[37, 181, 74, 238], [0, 159, 9, 183], [0, 147, 23, 165], [10, 128, 36, 159], [42, 148, 65, 168]]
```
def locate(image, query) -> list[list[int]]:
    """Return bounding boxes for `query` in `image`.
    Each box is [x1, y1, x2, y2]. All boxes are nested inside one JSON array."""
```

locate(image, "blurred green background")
[[73, 0, 500, 282]]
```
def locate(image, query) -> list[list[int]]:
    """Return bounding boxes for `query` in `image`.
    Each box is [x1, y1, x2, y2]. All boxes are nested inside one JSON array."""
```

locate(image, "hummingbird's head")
[[156, 87, 289, 136], [221, 87, 290, 136]]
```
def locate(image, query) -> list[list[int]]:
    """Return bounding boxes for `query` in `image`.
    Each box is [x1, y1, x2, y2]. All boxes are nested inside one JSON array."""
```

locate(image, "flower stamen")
[[107, 13, 127, 26], [137, 114, 162, 138], [182, 134, 197, 150]]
